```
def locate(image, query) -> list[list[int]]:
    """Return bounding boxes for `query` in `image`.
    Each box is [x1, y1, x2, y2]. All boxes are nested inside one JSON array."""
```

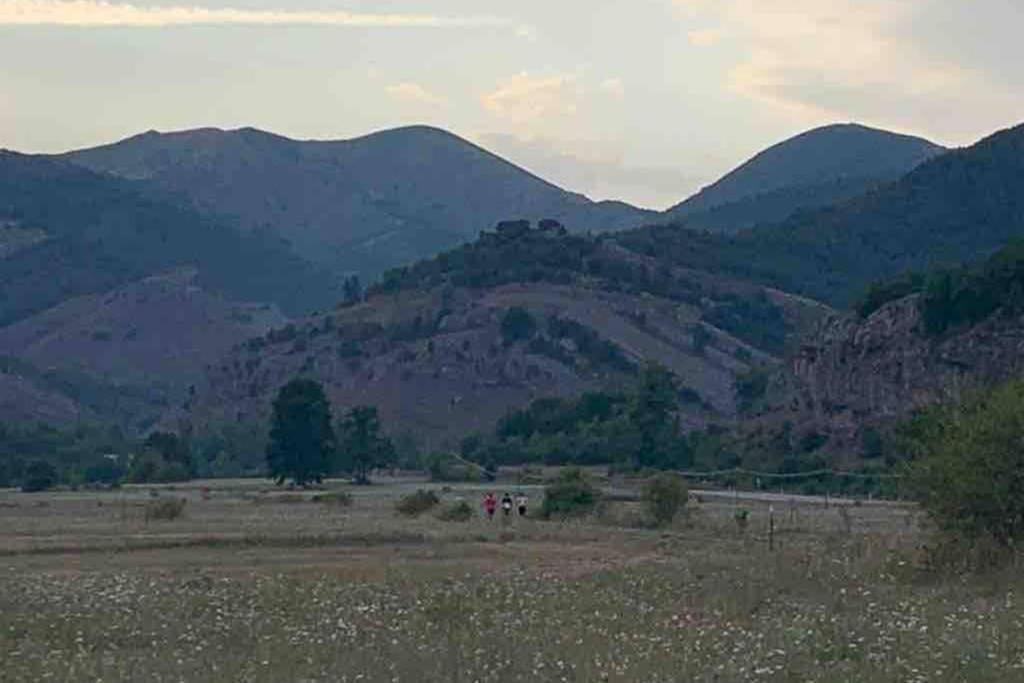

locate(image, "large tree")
[[266, 378, 335, 486], [336, 405, 395, 485], [628, 362, 680, 469]]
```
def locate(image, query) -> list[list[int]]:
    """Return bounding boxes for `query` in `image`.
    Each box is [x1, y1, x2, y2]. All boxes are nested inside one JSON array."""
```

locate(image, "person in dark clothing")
[[501, 492, 513, 517]]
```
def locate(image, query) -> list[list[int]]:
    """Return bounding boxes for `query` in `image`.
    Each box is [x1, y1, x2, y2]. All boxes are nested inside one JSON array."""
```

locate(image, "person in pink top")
[[482, 492, 497, 520]]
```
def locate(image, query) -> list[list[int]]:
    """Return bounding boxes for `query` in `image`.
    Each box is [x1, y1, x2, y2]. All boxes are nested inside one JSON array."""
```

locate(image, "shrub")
[[906, 378, 1024, 550], [541, 468, 600, 519], [396, 489, 440, 516], [734, 508, 750, 532], [735, 365, 771, 413], [500, 306, 537, 344], [641, 472, 688, 527], [426, 453, 478, 482], [437, 500, 474, 522], [21, 459, 58, 493], [312, 491, 353, 507], [144, 497, 187, 522]]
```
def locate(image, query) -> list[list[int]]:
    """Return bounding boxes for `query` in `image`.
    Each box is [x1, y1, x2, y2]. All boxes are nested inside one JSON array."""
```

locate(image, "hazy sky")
[[2, 0, 1022, 208]]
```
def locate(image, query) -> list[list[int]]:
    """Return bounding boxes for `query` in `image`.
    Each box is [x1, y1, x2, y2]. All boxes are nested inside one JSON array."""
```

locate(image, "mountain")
[[623, 122, 1024, 308], [665, 123, 944, 233], [0, 151, 338, 326], [0, 152, 341, 428], [0, 268, 287, 429], [183, 221, 827, 452], [710, 237, 1024, 475], [59, 126, 656, 280]]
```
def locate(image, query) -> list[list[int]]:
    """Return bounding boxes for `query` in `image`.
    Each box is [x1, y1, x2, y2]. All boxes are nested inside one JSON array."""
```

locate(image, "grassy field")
[[1, 476, 1022, 682]]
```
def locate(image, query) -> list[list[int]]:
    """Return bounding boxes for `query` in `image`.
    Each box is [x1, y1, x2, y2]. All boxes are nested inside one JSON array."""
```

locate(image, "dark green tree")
[[336, 405, 395, 485], [143, 431, 194, 478], [500, 306, 537, 344], [21, 459, 58, 493], [629, 362, 678, 468], [266, 378, 335, 486]]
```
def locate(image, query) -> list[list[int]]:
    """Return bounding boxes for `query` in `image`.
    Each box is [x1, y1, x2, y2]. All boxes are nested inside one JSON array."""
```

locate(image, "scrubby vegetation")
[[849, 240, 1024, 336], [144, 496, 187, 522], [371, 220, 791, 355], [436, 499, 474, 522], [902, 377, 1024, 556], [641, 472, 689, 527], [395, 489, 440, 517], [540, 467, 601, 518], [460, 364, 691, 471], [0, 422, 131, 489]]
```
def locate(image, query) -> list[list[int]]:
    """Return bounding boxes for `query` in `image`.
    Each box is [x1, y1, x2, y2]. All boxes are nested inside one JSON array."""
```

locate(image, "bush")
[[21, 459, 58, 493], [437, 500, 474, 522], [312, 491, 353, 507], [641, 472, 688, 527], [500, 306, 537, 344], [906, 378, 1024, 550], [541, 468, 600, 519], [144, 497, 187, 522], [396, 489, 440, 516], [426, 452, 479, 482]]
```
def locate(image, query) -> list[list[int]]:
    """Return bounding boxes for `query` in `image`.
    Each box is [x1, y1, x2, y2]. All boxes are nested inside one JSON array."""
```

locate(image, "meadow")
[[1, 476, 1022, 682]]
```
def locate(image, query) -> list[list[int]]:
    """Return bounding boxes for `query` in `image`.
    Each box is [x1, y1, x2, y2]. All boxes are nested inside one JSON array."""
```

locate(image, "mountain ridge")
[[665, 123, 945, 232], [59, 125, 656, 281], [623, 122, 1024, 308]]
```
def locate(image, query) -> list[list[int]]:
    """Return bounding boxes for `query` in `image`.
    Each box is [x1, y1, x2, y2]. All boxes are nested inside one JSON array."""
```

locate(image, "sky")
[[2, 0, 1023, 209]]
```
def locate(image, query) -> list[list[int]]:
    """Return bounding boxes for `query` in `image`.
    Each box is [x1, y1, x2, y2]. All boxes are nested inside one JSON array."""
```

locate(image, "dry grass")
[[1, 478, 1022, 682]]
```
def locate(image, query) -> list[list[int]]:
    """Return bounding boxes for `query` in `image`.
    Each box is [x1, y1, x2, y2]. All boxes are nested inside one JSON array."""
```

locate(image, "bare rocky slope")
[[183, 223, 826, 450], [767, 296, 1024, 456], [0, 269, 285, 430]]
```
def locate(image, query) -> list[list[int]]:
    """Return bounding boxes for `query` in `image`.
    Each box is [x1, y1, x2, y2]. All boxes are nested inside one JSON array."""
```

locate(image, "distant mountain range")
[[59, 125, 655, 281], [4, 118, 1022, 439], [624, 123, 1024, 307], [665, 123, 945, 233], [0, 151, 338, 325]]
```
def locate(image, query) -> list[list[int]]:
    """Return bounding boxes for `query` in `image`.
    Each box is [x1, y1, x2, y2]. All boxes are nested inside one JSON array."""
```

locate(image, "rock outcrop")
[[789, 295, 1024, 446]]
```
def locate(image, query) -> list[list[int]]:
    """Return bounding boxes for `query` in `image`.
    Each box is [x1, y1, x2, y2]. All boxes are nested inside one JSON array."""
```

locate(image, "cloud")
[[514, 24, 539, 42], [599, 78, 625, 98], [687, 28, 722, 47], [0, 1, 509, 27], [385, 82, 447, 108], [480, 72, 581, 124], [672, 0, 1023, 137]]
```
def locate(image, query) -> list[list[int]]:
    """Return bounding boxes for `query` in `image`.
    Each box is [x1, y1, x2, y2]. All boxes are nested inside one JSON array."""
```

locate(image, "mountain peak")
[[666, 122, 946, 230]]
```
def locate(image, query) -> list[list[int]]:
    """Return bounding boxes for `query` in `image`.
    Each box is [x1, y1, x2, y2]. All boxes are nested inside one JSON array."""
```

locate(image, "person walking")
[[483, 492, 497, 520], [501, 492, 513, 517], [516, 492, 528, 517]]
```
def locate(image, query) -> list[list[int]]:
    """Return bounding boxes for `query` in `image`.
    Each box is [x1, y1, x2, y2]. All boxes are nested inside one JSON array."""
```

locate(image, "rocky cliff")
[[788, 295, 1024, 447]]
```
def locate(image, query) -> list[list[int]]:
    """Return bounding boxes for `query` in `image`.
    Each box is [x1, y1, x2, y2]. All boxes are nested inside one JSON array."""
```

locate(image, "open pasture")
[[1, 477, 1022, 682]]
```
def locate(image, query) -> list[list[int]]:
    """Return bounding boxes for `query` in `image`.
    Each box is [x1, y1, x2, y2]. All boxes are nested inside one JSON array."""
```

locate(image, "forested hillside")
[[0, 152, 338, 325], [625, 123, 1024, 307], [665, 123, 943, 233], [185, 221, 826, 459], [60, 126, 654, 281]]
